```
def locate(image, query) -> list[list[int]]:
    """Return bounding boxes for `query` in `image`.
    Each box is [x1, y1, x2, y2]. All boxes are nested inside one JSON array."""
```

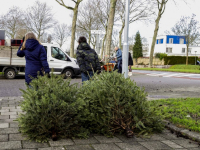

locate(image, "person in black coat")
[[128, 52, 133, 72]]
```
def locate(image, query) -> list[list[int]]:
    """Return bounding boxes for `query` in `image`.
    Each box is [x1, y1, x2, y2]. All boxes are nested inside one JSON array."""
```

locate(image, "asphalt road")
[[0, 70, 200, 99]]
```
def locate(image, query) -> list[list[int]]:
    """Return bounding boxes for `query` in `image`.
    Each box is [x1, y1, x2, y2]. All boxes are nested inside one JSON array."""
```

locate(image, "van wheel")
[[63, 69, 73, 79], [5, 69, 16, 79]]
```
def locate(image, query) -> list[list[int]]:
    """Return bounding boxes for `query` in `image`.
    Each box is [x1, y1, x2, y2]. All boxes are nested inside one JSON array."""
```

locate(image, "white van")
[[0, 43, 80, 79]]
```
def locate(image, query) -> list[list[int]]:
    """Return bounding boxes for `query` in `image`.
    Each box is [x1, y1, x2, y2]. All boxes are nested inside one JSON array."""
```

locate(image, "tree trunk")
[[105, 0, 117, 63], [119, 22, 125, 50], [70, 3, 80, 58], [186, 44, 189, 65], [149, 2, 164, 68], [101, 34, 106, 59], [88, 31, 91, 45]]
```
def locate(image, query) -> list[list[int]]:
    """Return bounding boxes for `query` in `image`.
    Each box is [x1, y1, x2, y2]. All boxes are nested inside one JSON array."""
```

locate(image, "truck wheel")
[[5, 69, 16, 79], [63, 69, 73, 79]]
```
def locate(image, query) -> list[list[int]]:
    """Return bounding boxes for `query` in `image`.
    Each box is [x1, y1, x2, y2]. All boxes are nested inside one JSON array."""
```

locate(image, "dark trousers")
[[81, 71, 94, 82], [117, 60, 122, 73]]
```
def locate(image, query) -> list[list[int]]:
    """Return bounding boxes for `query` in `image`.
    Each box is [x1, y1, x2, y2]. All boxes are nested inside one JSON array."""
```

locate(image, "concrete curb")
[[164, 120, 200, 143]]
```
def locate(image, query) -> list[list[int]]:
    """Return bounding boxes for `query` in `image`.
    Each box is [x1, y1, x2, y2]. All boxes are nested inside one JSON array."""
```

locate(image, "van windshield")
[[51, 47, 68, 61]]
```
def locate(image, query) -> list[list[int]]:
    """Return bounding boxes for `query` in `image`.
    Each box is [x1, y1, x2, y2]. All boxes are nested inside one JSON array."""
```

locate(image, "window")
[[169, 38, 173, 44], [166, 48, 172, 53], [51, 47, 68, 61], [157, 39, 163, 44], [182, 48, 185, 53], [180, 38, 184, 44]]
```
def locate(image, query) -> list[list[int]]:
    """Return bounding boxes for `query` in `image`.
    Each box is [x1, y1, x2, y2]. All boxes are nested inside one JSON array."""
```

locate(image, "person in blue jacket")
[[115, 47, 122, 73], [17, 32, 50, 85]]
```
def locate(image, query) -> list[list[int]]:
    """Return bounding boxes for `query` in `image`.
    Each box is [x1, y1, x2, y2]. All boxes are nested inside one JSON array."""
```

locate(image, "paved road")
[[0, 70, 200, 99]]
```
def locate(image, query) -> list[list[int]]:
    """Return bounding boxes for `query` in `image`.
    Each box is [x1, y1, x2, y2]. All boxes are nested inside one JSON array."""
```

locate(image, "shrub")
[[78, 71, 164, 137], [18, 74, 88, 142], [164, 56, 198, 65], [155, 53, 167, 60]]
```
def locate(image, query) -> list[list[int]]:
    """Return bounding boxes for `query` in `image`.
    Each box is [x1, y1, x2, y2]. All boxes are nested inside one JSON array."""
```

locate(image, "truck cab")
[[42, 43, 80, 78]]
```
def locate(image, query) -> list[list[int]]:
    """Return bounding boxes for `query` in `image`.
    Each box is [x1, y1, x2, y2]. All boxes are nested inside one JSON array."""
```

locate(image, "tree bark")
[[149, 1, 165, 68], [70, 3, 79, 58], [101, 34, 106, 59], [119, 22, 125, 50], [105, 0, 117, 63]]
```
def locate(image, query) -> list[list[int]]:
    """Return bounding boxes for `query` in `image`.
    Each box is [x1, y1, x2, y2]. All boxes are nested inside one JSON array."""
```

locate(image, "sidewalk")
[[0, 97, 200, 150]]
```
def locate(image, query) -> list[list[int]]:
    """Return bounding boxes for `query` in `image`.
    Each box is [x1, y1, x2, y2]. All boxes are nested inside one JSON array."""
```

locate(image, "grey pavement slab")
[[0, 134, 8, 142], [73, 137, 99, 145], [22, 141, 49, 149], [1, 111, 17, 115], [171, 139, 199, 148], [94, 135, 122, 143], [92, 143, 121, 150], [65, 145, 94, 150], [10, 122, 19, 128], [49, 139, 74, 147], [9, 133, 26, 141], [0, 109, 9, 112], [0, 127, 19, 134], [0, 115, 9, 119], [0, 141, 21, 149], [115, 142, 148, 150], [0, 119, 16, 123], [0, 123, 9, 128], [161, 140, 183, 149], [159, 132, 185, 140], [115, 134, 145, 142], [38, 147, 65, 150], [139, 141, 172, 150], [143, 134, 167, 141], [10, 115, 18, 119]]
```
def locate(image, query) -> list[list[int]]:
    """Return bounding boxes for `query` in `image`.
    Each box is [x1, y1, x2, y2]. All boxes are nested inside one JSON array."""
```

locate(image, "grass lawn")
[[150, 98, 200, 133], [132, 65, 200, 73]]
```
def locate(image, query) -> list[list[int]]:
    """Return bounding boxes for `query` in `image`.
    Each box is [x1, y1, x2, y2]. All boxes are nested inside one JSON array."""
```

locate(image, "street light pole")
[[122, 0, 130, 78], [195, 51, 197, 65]]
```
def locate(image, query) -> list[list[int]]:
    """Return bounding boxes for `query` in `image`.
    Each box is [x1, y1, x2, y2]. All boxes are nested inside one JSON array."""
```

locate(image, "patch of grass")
[[0, 72, 3, 75], [131, 67, 200, 74], [149, 98, 200, 133], [169, 65, 200, 70]]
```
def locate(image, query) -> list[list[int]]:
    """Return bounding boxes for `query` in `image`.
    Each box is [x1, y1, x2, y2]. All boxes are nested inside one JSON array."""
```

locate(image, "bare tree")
[[53, 24, 70, 48], [0, 6, 24, 39], [76, 0, 101, 45], [104, 0, 118, 63], [171, 14, 200, 65], [24, 1, 56, 40], [149, 0, 169, 68], [55, 0, 83, 57], [117, 0, 155, 49], [15, 28, 28, 39], [47, 34, 52, 43], [95, 0, 119, 59]]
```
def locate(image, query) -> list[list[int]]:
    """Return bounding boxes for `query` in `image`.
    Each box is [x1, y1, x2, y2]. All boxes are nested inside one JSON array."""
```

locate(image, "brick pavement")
[[0, 96, 200, 150]]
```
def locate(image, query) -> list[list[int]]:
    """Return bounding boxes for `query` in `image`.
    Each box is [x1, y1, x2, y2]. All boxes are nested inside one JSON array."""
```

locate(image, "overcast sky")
[[0, 0, 200, 49]]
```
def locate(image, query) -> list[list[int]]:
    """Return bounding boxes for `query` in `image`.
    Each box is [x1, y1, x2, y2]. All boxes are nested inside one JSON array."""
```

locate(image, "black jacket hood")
[[77, 42, 91, 50]]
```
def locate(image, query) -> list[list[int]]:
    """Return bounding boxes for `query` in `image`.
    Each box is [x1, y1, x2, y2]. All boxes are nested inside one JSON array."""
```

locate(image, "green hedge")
[[164, 56, 198, 65]]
